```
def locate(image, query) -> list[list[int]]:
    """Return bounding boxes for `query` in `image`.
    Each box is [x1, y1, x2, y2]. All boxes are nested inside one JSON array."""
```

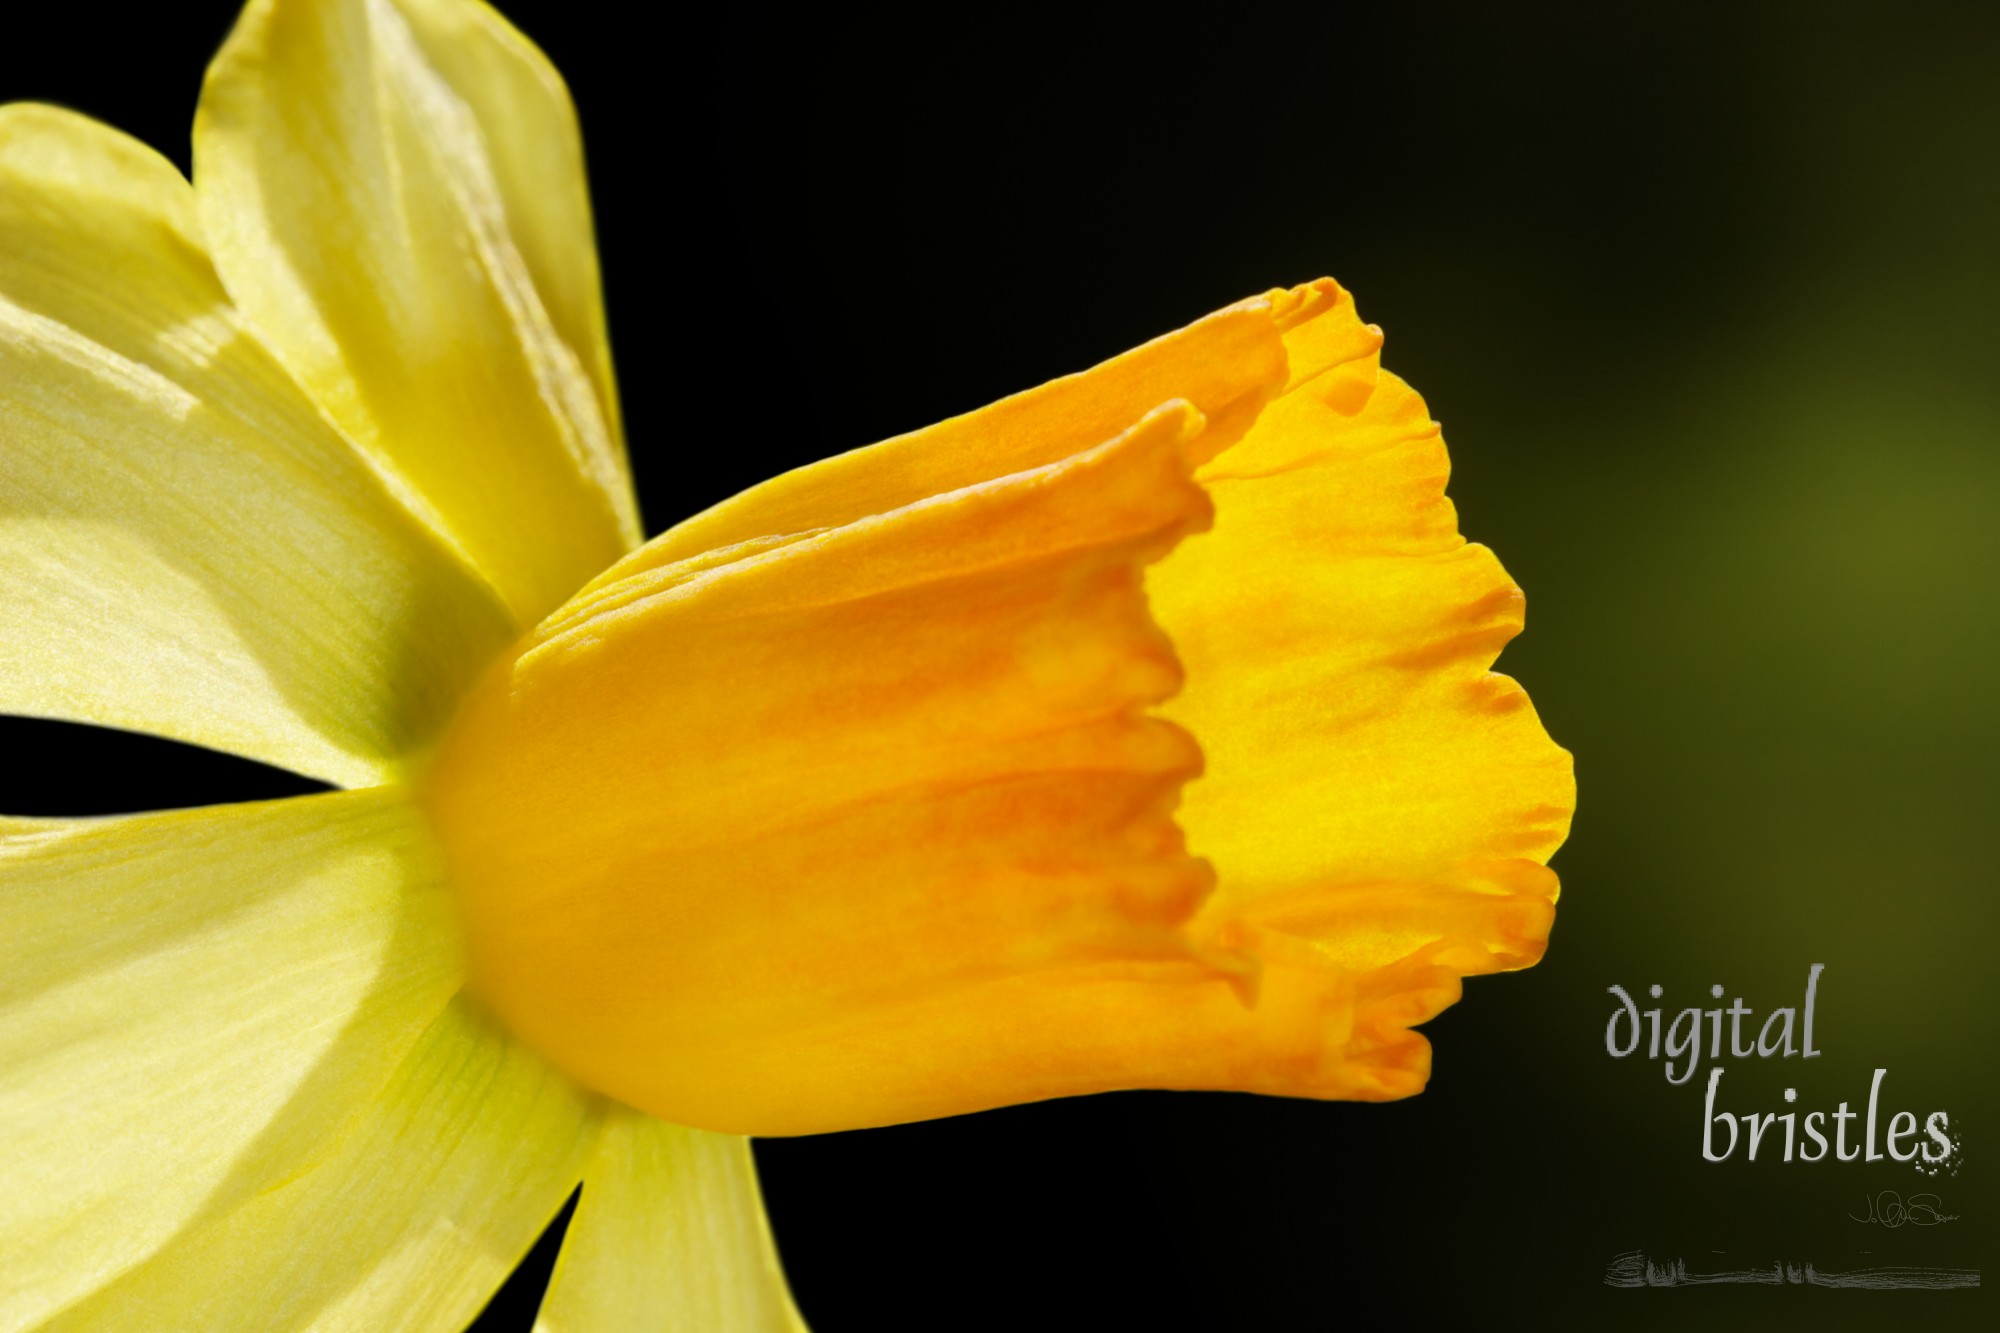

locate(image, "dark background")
[[3, 2, 1995, 1328]]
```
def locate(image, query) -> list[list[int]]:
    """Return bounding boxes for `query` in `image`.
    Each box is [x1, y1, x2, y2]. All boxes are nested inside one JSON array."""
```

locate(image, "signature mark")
[[1850, 1191, 1959, 1228]]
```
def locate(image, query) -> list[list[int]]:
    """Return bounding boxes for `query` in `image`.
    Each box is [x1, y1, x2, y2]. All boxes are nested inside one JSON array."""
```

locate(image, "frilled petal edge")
[[1153, 279, 1575, 1099]]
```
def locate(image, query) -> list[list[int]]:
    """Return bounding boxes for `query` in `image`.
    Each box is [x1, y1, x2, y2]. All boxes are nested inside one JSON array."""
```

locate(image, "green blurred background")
[[3, 2, 1992, 1328]]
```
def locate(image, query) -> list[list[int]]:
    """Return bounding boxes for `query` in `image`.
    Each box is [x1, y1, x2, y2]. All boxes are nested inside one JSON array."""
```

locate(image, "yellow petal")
[[0, 789, 458, 1329], [1152, 279, 1576, 1097], [426, 399, 1258, 1135], [589, 286, 1288, 588], [0, 103, 513, 786], [49, 997, 597, 1333], [195, 0, 639, 626], [535, 1110, 806, 1333]]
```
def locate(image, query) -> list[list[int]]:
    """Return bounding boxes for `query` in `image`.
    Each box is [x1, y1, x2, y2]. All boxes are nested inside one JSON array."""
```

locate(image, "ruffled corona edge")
[[1154, 279, 1574, 1101]]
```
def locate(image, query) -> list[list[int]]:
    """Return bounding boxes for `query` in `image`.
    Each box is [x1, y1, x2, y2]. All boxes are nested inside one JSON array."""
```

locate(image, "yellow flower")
[[0, 0, 1573, 1327]]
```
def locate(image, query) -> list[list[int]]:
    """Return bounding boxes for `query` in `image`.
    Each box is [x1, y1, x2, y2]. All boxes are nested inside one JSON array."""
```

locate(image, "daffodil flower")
[[0, 0, 1574, 1327]]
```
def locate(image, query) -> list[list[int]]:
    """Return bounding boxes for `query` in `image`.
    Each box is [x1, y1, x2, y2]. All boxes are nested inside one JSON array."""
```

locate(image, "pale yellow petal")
[[49, 997, 598, 1333], [0, 789, 459, 1329], [535, 1110, 805, 1333], [0, 103, 513, 786], [195, 0, 639, 626]]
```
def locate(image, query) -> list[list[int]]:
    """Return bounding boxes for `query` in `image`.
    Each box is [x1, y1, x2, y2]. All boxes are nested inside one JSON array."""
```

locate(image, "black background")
[[4, 3, 1996, 1330]]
